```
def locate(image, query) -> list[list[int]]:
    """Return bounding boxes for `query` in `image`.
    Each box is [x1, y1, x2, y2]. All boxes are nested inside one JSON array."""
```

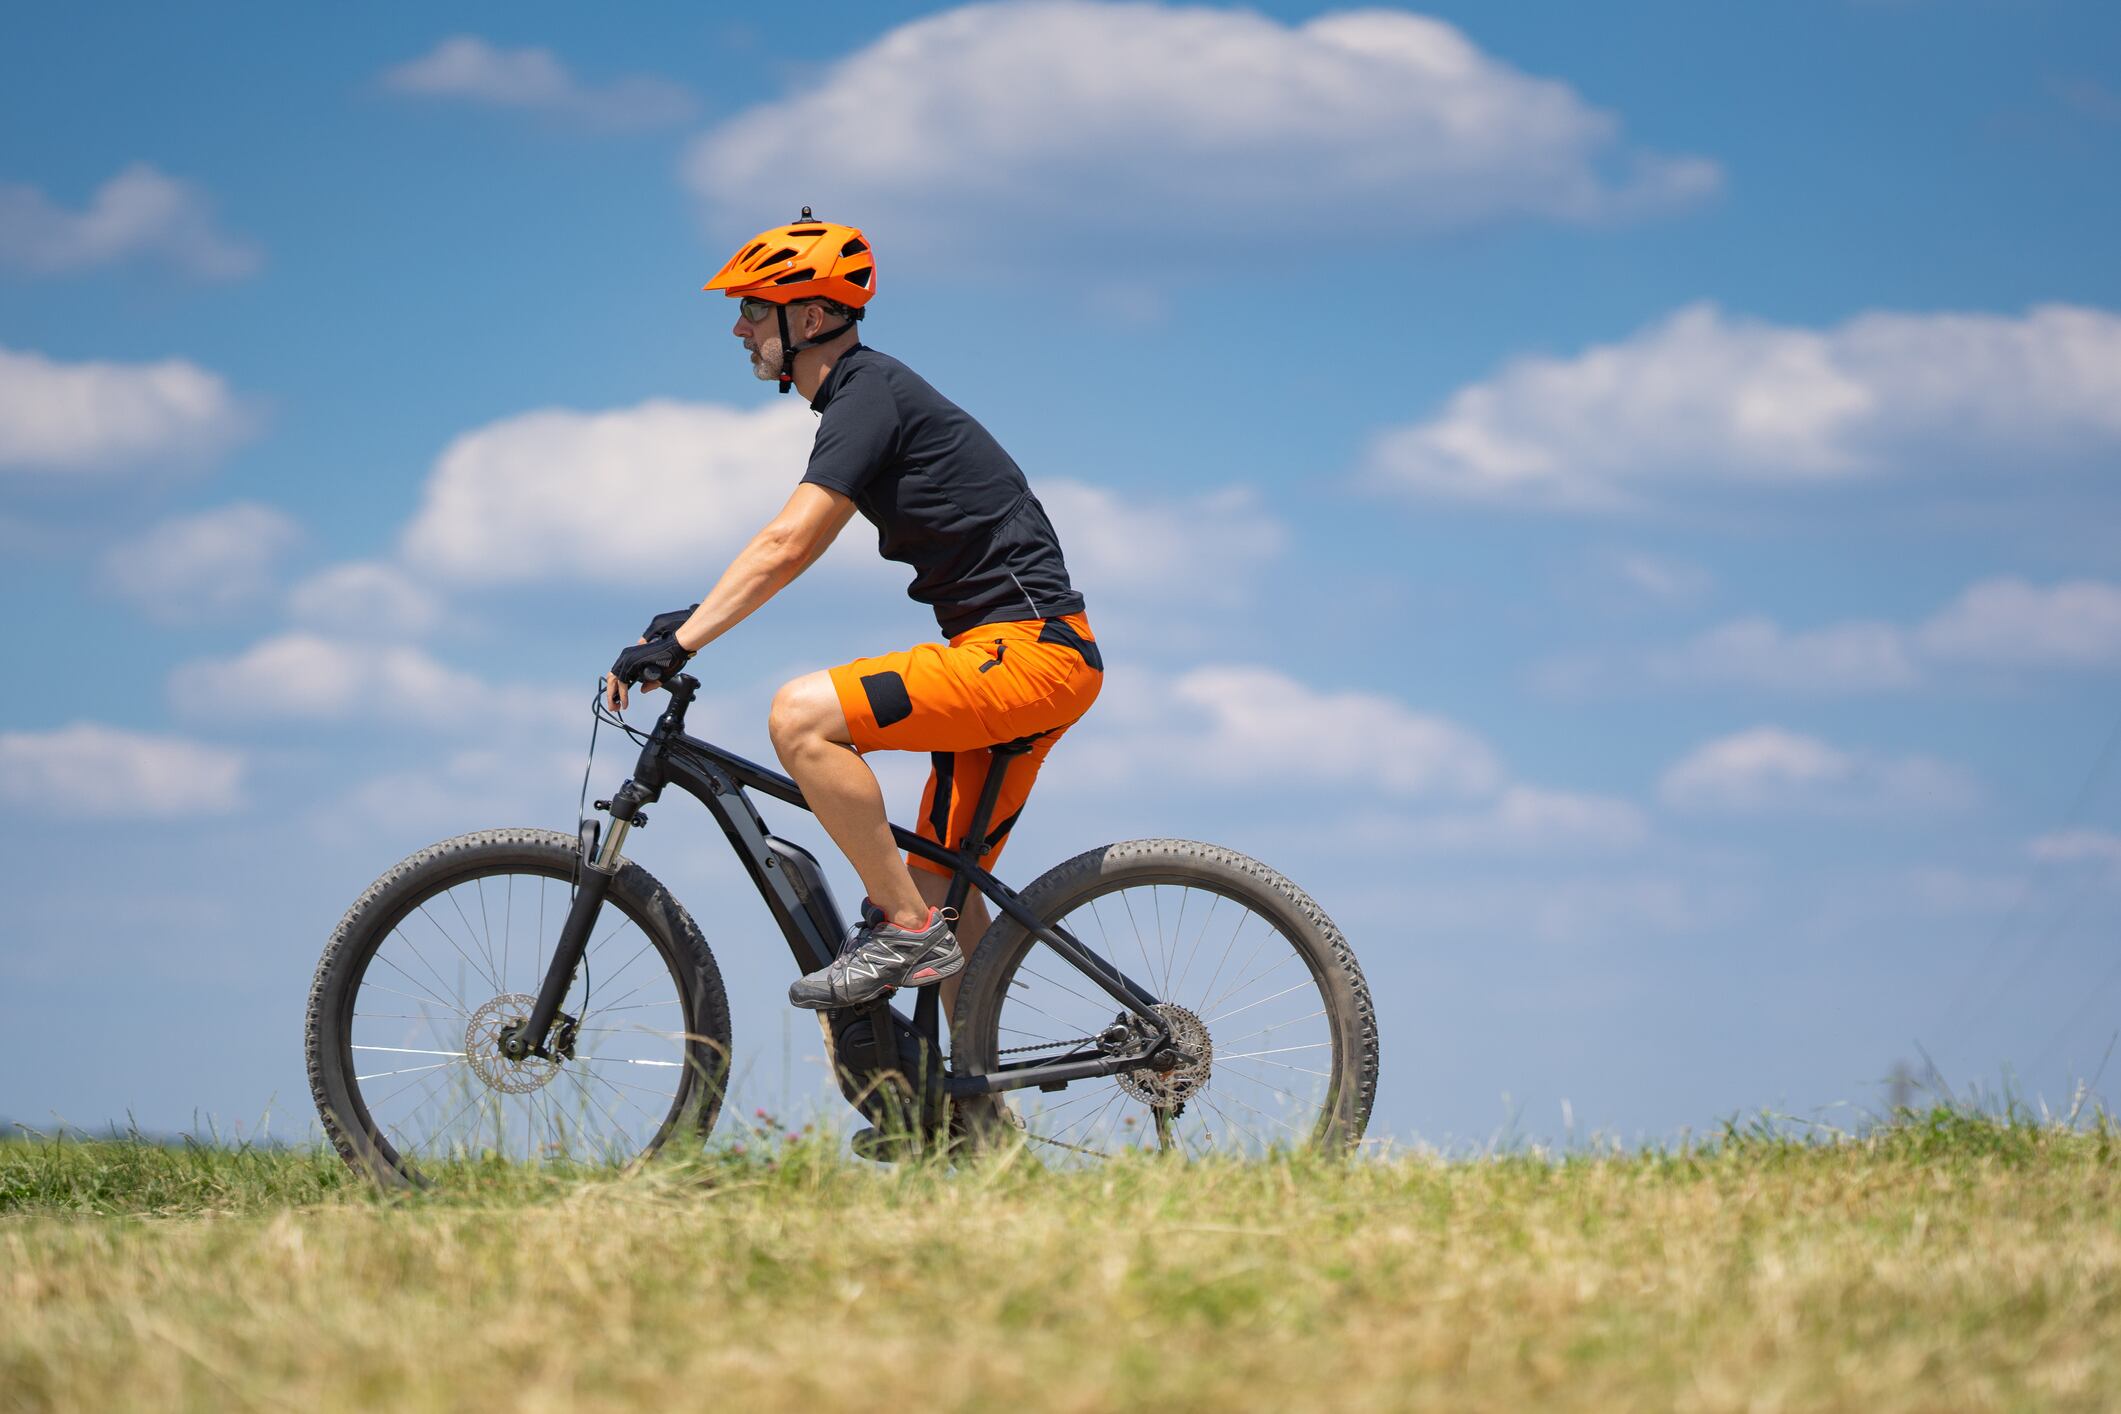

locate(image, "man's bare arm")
[[671, 483, 857, 653], [605, 484, 857, 710]]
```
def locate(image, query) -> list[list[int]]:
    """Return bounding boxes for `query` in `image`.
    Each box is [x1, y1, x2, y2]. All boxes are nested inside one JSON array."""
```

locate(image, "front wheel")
[[305, 829, 732, 1186], [950, 839, 1378, 1161]]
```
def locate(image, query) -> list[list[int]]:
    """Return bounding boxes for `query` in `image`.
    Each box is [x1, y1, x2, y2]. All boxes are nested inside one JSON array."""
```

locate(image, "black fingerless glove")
[[611, 636, 693, 687], [640, 604, 699, 642]]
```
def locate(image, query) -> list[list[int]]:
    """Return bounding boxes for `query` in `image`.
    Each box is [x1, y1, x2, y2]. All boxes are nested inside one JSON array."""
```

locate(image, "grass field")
[[4, 1109, 2118, 1412]]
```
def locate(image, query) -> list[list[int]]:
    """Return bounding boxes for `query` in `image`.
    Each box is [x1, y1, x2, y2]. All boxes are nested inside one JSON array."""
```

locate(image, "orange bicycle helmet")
[[703, 207, 876, 310], [705, 208, 875, 392]]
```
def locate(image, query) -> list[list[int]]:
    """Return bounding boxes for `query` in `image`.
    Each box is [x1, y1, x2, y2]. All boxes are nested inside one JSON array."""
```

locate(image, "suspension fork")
[[497, 781, 646, 1061]]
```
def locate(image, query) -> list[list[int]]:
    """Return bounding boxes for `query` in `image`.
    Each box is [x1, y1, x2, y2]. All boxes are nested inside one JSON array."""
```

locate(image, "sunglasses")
[[738, 296, 780, 323]]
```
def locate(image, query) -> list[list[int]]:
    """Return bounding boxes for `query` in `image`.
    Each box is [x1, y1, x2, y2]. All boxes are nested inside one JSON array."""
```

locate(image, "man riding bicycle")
[[603, 210, 1101, 1021]]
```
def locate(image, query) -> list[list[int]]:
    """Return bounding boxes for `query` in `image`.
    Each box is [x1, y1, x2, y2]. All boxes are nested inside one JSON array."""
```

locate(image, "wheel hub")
[[465, 994, 562, 1094], [1115, 1003, 1212, 1108]]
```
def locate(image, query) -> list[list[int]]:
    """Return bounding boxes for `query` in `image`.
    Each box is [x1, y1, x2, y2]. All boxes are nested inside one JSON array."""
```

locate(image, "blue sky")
[[4, 0, 2120, 1146]]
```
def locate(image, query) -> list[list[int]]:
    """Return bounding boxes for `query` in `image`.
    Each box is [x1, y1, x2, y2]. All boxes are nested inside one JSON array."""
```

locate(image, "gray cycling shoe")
[[788, 904, 963, 1010]]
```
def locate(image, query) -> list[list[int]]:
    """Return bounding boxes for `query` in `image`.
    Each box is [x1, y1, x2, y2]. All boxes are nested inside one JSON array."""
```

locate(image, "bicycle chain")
[[997, 1033, 1101, 1057]]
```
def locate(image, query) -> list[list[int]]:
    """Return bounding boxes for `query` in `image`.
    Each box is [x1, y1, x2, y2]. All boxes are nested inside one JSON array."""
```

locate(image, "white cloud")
[[382, 36, 696, 131], [1388, 873, 1702, 946], [0, 163, 259, 279], [321, 746, 590, 845], [99, 502, 302, 624], [1382, 786, 1648, 853], [682, 2, 1717, 257], [1542, 575, 2121, 700], [1648, 616, 1921, 694], [287, 561, 443, 638], [1658, 725, 1972, 815], [2027, 830, 2121, 870], [1039, 479, 1284, 607], [0, 723, 244, 818], [400, 398, 816, 585], [397, 396, 1278, 611], [1917, 578, 2121, 668], [168, 633, 574, 732], [1070, 662, 1501, 800], [1366, 302, 2121, 510], [1056, 664, 1651, 859], [0, 344, 252, 475]]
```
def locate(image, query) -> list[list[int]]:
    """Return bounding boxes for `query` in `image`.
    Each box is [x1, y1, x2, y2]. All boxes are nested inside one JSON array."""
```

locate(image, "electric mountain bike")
[[306, 673, 1378, 1184]]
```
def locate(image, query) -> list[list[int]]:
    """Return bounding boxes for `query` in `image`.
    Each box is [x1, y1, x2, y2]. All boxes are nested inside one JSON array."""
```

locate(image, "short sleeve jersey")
[[802, 344, 1086, 638]]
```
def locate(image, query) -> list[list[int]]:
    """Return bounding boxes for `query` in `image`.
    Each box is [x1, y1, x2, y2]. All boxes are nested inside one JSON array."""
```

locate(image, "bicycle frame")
[[507, 675, 1179, 1101]]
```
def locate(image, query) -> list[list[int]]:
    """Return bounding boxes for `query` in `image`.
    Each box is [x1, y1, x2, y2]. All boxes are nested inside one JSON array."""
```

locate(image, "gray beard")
[[748, 337, 785, 382]]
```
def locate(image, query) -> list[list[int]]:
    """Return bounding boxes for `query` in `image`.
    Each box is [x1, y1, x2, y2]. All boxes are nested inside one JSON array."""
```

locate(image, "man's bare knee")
[[766, 681, 805, 756], [768, 673, 844, 759]]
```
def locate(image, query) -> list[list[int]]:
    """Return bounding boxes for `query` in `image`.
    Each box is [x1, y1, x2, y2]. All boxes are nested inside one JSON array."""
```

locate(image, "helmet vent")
[[738, 242, 764, 265], [787, 227, 827, 237], [773, 267, 818, 285], [846, 266, 872, 288], [841, 238, 868, 257], [756, 247, 800, 268]]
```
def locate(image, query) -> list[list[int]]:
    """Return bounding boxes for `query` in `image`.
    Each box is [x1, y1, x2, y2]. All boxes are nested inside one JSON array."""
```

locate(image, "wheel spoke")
[[373, 943, 468, 1017], [1218, 1042, 1331, 1060], [354, 1059, 458, 1083], [1218, 1009, 1326, 1048], [359, 973, 468, 1017], [473, 878, 501, 989], [410, 904, 500, 997], [369, 1061, 460, 1121], [1018, 961, 1104, 1008], [1201, 914, 1272, 1017], [1207, 979, 1313, 1026], [439, 890, 502, 993], [1170, 888, 1222, 1005], [1205, 949, 1302, 1020], [1223, 1054, 1331, 1079]]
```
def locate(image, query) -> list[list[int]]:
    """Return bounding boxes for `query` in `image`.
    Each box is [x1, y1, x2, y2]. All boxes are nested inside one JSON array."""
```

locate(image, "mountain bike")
[[306, 673, 1378, 1185]]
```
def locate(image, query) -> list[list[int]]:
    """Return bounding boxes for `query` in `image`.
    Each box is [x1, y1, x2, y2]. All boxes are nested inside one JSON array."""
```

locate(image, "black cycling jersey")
[[802, 345, 1086, 638]]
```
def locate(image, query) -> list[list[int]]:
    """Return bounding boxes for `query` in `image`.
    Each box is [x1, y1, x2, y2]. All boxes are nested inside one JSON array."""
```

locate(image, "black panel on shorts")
[[1037, 616, 1104, 672], [860, 670, 913, 727], [981, 806, 1024, 855], [927, 750, 956, 847]]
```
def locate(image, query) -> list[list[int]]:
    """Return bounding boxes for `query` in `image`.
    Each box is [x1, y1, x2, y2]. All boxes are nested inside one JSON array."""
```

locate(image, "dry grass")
[[4, 1110, 2119, 1412]]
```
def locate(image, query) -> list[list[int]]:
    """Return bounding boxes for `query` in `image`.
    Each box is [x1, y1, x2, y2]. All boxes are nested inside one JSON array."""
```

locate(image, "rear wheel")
[[305, 829, 731, 1186], [950, 839, 1377, 1162]]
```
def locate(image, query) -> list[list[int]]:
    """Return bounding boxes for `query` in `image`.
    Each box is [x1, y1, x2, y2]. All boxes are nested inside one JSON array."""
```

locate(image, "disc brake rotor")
[[1115, 1002, 1213, 1108], [464, 993, 561, 1094]]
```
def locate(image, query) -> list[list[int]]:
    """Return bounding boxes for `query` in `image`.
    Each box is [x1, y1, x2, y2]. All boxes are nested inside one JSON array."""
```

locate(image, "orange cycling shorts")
[[829, 613, 1103, 880]]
